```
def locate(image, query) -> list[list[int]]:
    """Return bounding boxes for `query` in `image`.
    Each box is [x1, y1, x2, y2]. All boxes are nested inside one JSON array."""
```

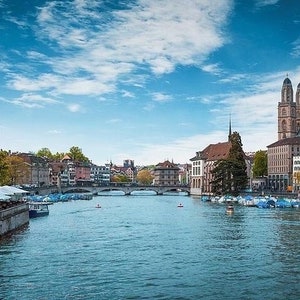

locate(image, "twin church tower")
[[278, 77, 300, 140]]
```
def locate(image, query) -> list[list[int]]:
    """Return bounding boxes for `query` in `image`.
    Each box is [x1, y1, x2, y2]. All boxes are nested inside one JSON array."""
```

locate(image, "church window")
[[282, 108, 287, 116], [282, 119, 287, 131]]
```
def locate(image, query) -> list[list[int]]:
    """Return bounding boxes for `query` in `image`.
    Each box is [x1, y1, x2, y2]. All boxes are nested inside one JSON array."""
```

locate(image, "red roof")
[[195, 142, 231, 161]]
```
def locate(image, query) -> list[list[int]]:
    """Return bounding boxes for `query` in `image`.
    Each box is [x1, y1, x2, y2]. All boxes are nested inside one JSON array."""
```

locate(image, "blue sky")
[[1, 0, 300, 166]]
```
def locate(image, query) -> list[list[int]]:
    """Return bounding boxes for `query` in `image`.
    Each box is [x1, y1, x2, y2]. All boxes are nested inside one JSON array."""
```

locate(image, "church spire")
[[228, 114, 232, 141]]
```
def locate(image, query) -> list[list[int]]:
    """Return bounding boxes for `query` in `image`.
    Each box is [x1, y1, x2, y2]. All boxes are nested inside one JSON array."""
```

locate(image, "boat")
[[29, 202, 49, 218], [177, 203, 184, 208], [226, 204, 234, 214]]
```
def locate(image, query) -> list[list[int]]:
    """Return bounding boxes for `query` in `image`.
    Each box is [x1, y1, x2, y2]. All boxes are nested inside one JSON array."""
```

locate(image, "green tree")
[[6, 156, 29, 185], [252, 150, 267, 177], [53, 152, 65, 161], [0, 150, 9, 185], [111, 174, 130, 182], [211, 132, 248, 196], [136, 169, 153, 185], [67, 146, 89, 162], [36, 148, 53, 160]]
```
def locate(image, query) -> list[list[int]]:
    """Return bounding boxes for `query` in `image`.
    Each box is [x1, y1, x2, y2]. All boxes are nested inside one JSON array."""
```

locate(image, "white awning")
[[0, 192, 11, 200], [0, 185, 29, 195]]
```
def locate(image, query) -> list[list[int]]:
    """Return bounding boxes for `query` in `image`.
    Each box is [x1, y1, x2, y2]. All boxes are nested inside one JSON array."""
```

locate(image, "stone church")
[[267, 76, 300, 192]]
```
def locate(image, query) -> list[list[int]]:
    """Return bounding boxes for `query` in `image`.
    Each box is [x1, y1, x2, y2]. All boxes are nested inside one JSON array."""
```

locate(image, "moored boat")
[[29, 202, 49, 218], [226, 204, 234, 214]]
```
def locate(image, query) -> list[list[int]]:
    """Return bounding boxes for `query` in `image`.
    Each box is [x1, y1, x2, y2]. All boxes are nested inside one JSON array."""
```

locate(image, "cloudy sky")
[[1, 0, 300, 166]]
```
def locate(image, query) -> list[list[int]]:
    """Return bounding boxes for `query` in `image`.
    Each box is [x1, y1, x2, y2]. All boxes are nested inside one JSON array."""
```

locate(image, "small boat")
[[96, 204, 101, 208], [226, 204, 234, 214], [177, 203, 184, 208], [29, 202, 49, 218]]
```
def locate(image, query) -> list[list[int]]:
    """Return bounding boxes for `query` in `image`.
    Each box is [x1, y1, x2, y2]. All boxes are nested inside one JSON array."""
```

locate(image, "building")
[[267, 76, 300, 191], [190, 142, 231, 195], [16, 153, 50, 187], [90, 163, 110, 185], [75, 161, 91, 185], [178, 163, 191, 185], [267, 137, 300, 191], [153, 160, 180, 186], [110, 160, 137, 182], [292, 155, 300, 192]]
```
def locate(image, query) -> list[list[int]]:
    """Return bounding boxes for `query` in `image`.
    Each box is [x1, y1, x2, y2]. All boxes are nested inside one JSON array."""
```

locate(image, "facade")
[[75, 162, 91, 184], [90, 163, 110, 184], [267, 77, 300, 191], [153, 160, 180, 186], [178, 163, 191, 185], [267, 137, 300, 191], [110, 160, 137, 182], [292, 155, 300, 192], [16, 153, 50, 187], [190, 142, 231, 195]]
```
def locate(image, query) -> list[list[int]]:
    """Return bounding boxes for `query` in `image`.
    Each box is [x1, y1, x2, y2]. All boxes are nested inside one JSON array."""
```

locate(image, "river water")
[[0, 193, 299, 300]]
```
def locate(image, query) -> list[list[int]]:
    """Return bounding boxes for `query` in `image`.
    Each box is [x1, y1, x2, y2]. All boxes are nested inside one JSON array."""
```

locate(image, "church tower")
[[278, 77, 297, 140], [295, 82, 300, 133]]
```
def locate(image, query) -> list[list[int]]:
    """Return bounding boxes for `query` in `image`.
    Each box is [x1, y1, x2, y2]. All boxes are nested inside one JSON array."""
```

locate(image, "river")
[[0, 193, 299, 299]]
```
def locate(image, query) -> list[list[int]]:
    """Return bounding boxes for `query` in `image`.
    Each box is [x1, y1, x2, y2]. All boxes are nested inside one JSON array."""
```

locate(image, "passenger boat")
[[29, 202, 49, 218]]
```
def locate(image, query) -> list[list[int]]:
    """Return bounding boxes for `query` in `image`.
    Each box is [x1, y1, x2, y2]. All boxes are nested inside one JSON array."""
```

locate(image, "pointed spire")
[[228, 114, 232, 141]]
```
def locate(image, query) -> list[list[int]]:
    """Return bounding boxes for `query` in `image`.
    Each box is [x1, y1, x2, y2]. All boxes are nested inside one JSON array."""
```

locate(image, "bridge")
[[30, 184, 190, 196]]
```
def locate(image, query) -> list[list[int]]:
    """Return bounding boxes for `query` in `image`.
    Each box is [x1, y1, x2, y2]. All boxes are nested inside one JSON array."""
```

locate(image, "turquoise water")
[[1, 194, 299, 300]]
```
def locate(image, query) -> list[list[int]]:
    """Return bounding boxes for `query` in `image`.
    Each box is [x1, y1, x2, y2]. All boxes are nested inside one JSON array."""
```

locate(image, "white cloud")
[[6, 0, 232, 97], [152, 92, 172, 102], [67, 103, 82, 112], [9, 93, 59, 108], [48, 129, 62, 134], [131, 131, 228, 165], [255, 0, 280, 7], [201, 63, 222, 75]]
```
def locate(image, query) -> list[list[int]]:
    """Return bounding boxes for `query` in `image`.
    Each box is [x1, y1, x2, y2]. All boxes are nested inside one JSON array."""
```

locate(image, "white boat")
[[29, 202, 49, 218]]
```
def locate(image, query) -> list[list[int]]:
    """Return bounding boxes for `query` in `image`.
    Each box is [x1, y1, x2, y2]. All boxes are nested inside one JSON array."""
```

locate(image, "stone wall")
[[0, 203, 29, 238]]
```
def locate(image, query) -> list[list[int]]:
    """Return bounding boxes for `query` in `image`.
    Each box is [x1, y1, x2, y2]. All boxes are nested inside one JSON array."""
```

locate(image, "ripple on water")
[[0, 196, 299, 300]]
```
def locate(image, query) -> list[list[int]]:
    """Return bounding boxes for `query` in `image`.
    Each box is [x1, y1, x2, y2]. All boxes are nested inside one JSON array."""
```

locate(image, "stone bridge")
[[33, 184, 190, 196]]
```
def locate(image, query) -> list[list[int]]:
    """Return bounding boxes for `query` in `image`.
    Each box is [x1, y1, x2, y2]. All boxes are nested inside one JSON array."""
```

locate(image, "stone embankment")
[[0, 201, 29, 239]]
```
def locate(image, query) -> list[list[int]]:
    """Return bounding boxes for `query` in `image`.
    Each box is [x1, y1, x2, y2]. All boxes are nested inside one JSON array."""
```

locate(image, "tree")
[[211, 159, 232, 195], [111, 174, 130, 182], [136, 169, 153, 185], [6, 156, 29, 185], [211, 132, 248, 196], [67, 146, 89, 162], [0, 150, 9, 185], [36, 148, 53, 160], [53, 152, 65, 161], [252, 150, 267, 177]]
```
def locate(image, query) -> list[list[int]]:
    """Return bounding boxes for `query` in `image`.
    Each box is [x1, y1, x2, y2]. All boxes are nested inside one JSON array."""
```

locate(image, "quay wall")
[[0, 203, 29, 238]]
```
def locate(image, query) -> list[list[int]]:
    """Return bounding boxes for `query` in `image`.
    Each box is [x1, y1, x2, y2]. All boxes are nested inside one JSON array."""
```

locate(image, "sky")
[[1, 0, 300, 166]]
